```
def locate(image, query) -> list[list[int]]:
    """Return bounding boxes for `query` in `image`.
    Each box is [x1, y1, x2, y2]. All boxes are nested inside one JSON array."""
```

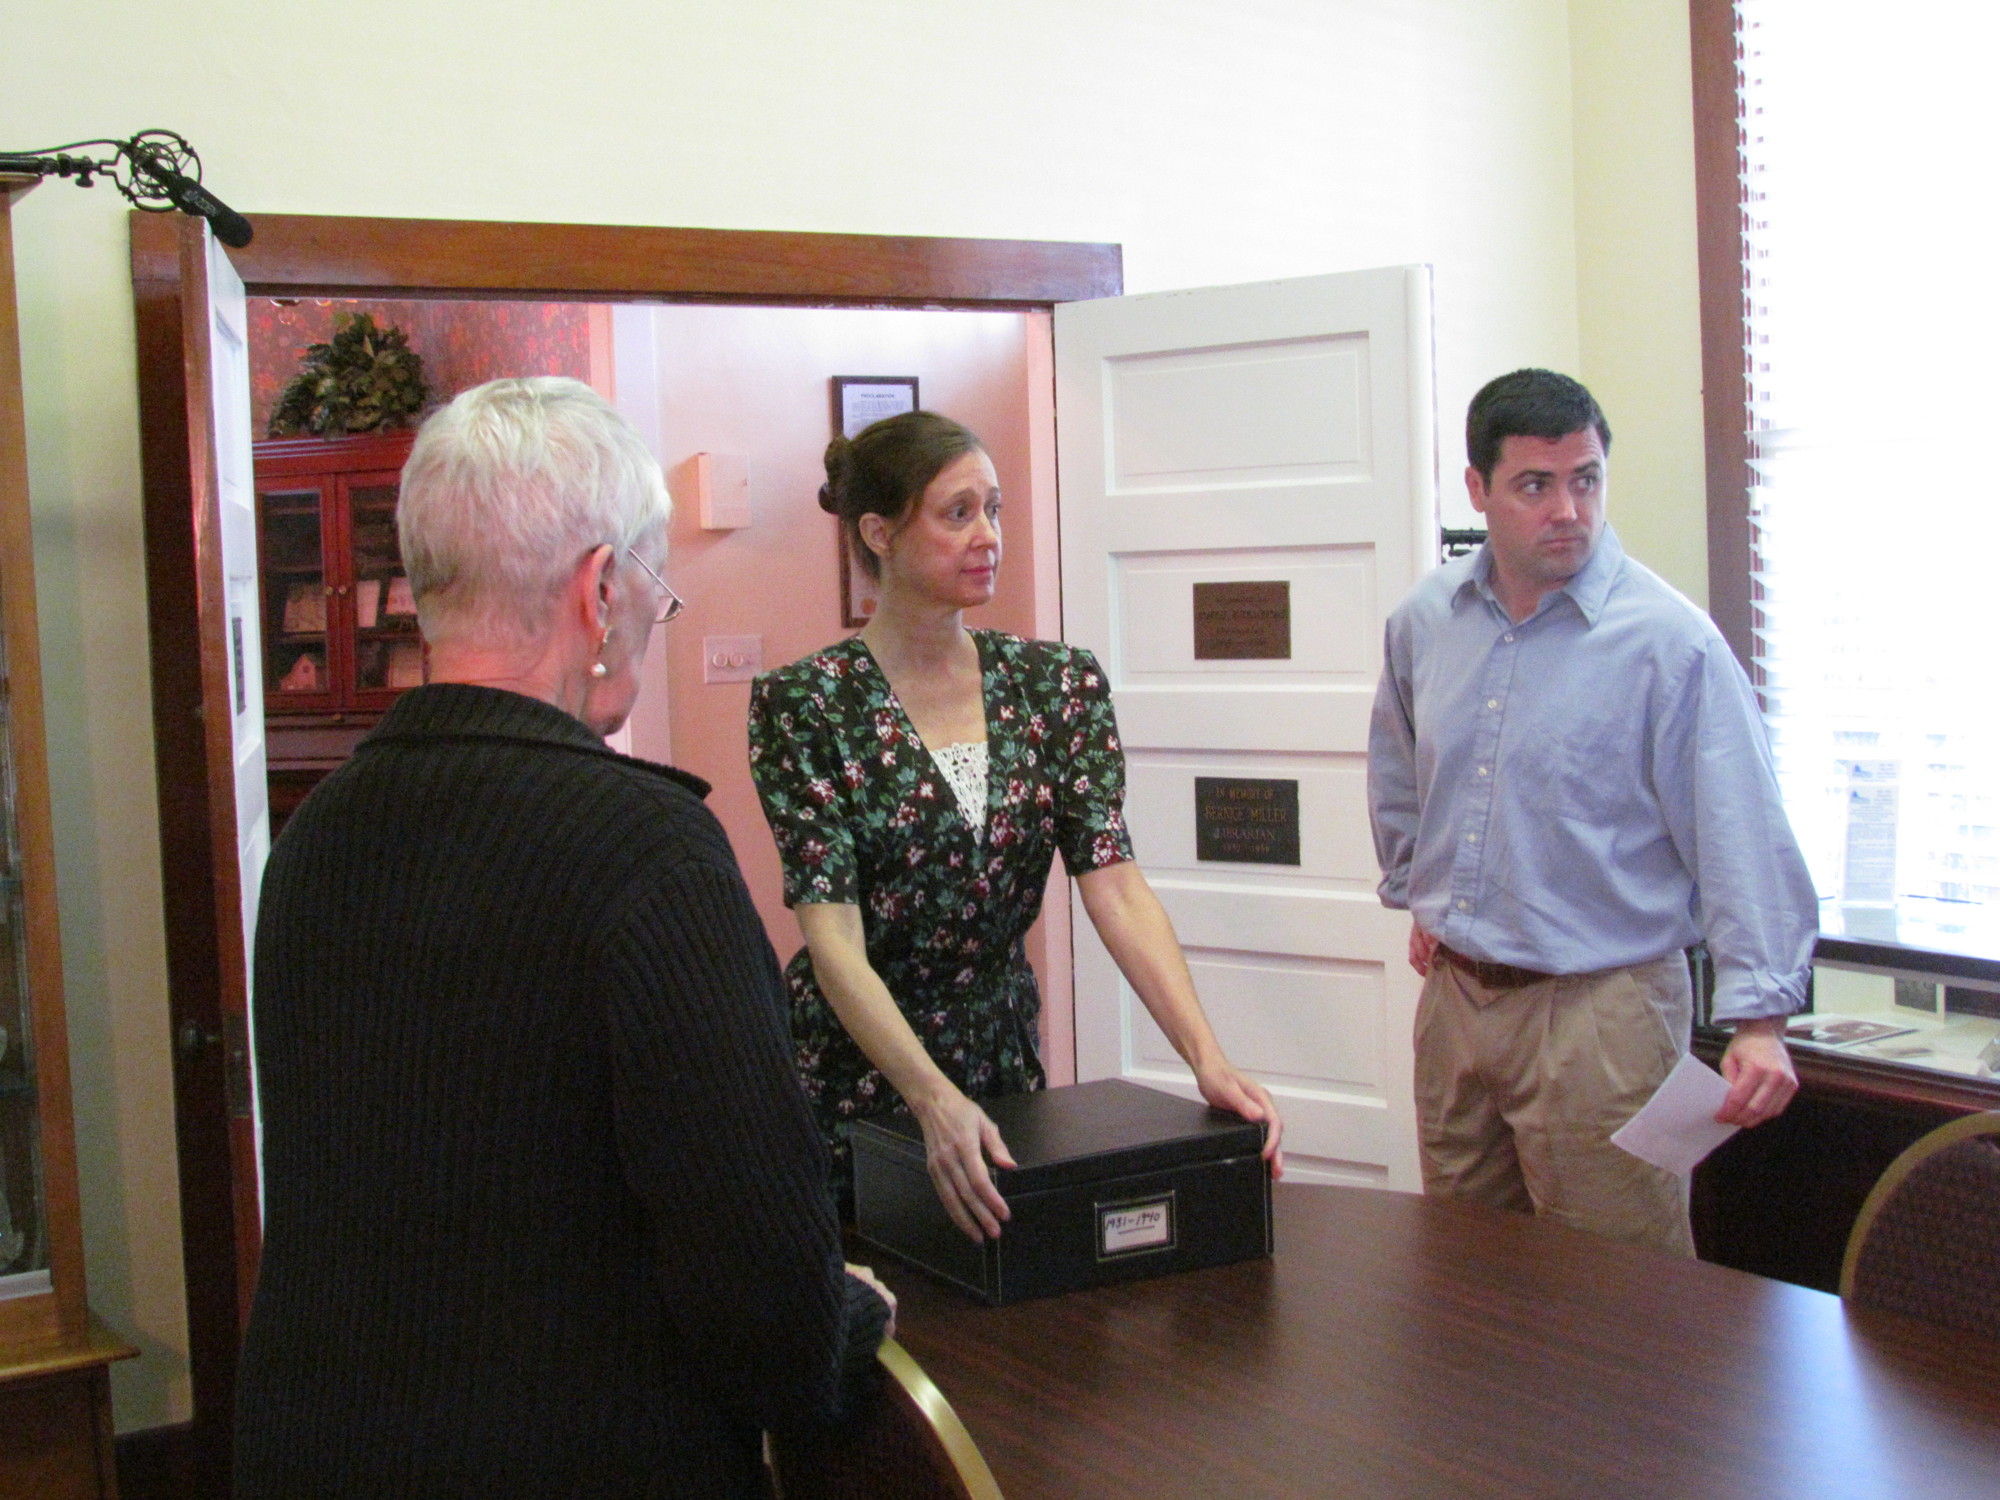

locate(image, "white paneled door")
[[1057, 267, 1434, 1189], [206, 228, 271, 992], [198, 225, 272, 1227]]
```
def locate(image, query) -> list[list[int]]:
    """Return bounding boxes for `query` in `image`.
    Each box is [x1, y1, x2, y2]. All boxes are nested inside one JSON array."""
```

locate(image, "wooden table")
[[885, 1183, 2000, 1499], [0, 1317, 136, 1499]]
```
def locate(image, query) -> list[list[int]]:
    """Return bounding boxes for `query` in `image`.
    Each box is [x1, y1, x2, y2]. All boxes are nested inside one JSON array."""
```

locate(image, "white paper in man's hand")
[[1609, 1053, 1739, 1176]]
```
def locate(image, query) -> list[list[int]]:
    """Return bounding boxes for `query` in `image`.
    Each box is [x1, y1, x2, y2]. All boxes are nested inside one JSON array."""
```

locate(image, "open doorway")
[[243, 292, 1065, 1018]]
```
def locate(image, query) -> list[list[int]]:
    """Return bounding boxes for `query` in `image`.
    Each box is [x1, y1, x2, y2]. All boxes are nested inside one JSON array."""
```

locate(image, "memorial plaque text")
[[1195, 777, 1301, 865], [1193, 580, 1291, 660]]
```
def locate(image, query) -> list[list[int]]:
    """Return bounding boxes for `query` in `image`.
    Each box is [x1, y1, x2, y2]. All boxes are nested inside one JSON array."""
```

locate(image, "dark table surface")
[[883, 1182, 2000, 1499]]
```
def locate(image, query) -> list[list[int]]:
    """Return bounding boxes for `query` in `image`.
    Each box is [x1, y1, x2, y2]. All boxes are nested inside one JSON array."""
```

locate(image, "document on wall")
[[1610, 1053, 1739, 1177]]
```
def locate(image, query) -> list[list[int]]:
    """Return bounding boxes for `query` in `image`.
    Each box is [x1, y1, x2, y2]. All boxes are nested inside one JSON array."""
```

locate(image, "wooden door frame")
[[129, 211, 1119, 1494], [1688, 0, 1755, 676]]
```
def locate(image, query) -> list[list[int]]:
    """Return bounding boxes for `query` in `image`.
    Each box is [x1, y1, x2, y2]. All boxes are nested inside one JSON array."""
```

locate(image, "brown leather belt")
[[1435, 943, 1557, 991]]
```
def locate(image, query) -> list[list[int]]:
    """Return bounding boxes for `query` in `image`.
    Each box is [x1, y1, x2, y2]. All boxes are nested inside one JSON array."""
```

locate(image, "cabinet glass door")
[[0, 621, 49, 1298], [260, 483, 334, 705], [348, 477, 422, 698]]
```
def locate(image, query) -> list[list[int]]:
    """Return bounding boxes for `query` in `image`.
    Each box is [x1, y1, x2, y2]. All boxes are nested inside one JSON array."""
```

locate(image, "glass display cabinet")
[[0, 632, 49, 1304], [254, 429, 421, 835], [253, 429, 422, 713], [0, 173, 134, 1500]]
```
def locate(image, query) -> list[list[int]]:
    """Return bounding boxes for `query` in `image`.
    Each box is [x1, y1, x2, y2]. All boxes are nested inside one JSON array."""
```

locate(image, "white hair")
[[397, 377, 670, 648]]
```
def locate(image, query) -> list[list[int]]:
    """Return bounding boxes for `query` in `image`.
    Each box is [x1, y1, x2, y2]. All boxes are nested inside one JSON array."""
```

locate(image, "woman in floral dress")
[[749, 411, 1281, 1241]]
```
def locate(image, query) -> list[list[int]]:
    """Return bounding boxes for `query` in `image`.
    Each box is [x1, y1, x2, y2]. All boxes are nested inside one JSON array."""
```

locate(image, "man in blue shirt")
[[1368, 369, 1817, 1256]]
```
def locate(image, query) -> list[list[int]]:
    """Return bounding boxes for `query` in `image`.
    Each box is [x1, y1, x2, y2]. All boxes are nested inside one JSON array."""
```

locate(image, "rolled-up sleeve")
[[1653, 636, 1819, 1022]]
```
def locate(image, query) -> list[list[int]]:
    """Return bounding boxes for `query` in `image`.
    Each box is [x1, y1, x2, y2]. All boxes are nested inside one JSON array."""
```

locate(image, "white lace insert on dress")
[[929, 740, 989, 835]]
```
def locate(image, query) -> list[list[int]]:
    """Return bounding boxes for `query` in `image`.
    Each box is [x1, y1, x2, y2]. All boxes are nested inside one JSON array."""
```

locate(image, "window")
[[1699, 1, 2000, 962]]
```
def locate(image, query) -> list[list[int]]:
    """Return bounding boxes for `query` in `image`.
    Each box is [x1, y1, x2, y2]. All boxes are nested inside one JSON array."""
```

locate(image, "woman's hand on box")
[[911, 1084, 1016, 1242], [1197, 1062, 1285, 1179]]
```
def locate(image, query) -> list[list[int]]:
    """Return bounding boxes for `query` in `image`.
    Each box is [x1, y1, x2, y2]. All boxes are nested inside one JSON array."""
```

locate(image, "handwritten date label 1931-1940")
[[1194, 777, 1301, 866]]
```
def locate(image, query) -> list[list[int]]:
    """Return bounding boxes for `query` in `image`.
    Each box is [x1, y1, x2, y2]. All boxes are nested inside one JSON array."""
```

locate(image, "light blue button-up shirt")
[[1367, 527, 1817, 1022]]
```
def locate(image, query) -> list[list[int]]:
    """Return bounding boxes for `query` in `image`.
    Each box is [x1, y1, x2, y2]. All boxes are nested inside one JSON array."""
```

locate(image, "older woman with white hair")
[[234, 378, 891, 1500]]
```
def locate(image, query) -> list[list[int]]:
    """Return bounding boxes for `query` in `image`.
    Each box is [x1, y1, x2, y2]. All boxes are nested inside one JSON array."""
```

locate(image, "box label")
[[1098, 1193, 1176, 1259]]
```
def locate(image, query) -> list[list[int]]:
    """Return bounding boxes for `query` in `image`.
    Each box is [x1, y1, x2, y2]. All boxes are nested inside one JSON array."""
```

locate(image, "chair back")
[[769, 1337, 1004, 1500], [1841, 1109, 2000, 1340]]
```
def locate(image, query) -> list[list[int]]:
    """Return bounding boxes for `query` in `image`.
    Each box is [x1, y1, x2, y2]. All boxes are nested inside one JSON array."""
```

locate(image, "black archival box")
[[851, 1077, 1273, 1305]]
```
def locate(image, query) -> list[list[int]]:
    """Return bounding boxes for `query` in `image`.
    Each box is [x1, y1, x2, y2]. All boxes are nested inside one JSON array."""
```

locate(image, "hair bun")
[[820, 435, 854, 515]]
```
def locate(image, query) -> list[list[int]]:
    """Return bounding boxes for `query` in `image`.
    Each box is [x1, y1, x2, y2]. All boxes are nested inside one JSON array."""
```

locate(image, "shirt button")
[[1465, 833, 1479, 844], [1477, 765, 1490, 777], [1503, 633, 1515, 644], [1456, 899, 1470, 911], [1486, 698, 1499, 710]]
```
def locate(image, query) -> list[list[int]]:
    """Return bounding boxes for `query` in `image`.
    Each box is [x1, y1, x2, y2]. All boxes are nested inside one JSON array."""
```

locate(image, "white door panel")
[[1146, 882, 1414, 958], [1110, 691, 1374, 753], [1123, 755, 1376, 887], [208, 234, 267, 855], [1058, 266, 1434, 1190], [205, 227, 270, 1210], [1116, 547, 1377, 682]]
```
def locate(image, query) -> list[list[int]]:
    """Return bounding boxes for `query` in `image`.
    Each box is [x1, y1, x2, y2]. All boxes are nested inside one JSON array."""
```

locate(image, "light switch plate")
[[702, 634, 763, 684]]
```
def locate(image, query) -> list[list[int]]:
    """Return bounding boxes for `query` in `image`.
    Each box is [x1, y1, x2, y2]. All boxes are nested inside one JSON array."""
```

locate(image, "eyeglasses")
[[625, 547, 686, 626]]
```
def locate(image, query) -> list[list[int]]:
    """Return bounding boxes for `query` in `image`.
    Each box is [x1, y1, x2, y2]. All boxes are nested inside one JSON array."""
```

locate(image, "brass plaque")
[[1195, 777, 1301, 865], [1193, 580, 1291, 660]]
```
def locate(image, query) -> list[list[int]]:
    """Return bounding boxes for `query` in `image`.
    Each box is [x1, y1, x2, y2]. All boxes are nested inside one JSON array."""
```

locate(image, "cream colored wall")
[[1569, 0, 1709, 603], [0, 0, 1659, 1431]]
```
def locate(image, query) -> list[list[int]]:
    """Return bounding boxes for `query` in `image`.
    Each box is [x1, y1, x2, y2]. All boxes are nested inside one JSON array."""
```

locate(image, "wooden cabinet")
[[254, 430, 421, 715], [255, 431, 422, 836], [0, 176, 134, 1496], [1692, 937, 2000, 1292]]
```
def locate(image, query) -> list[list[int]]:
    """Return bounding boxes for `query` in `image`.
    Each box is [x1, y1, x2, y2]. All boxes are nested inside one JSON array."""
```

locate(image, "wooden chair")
[[768, 1337, 1004, 1500], [1840, 1110, 2000, 1340]]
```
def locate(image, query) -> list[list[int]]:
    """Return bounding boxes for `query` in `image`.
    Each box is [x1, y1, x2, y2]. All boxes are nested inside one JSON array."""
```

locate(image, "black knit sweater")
[[234, 684, 887, 1499]]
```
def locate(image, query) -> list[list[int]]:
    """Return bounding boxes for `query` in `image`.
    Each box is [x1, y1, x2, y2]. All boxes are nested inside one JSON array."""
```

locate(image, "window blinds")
[[1738, 1, 2000, 955]]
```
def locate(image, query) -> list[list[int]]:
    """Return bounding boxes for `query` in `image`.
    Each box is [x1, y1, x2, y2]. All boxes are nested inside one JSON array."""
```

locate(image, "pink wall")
[[616, 304, 1074, 1081], [249, 297, 596, 436]]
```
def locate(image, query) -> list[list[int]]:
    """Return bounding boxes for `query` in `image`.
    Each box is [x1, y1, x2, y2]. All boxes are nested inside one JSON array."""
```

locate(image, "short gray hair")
[[398, 378, 670, 647]]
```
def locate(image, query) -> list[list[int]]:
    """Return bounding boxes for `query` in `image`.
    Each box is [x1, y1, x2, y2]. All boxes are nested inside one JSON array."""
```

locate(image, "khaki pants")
[[1414, 952, 1695, 1258]]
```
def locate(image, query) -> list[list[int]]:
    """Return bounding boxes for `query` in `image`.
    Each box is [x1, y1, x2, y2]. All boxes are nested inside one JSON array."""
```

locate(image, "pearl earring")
[[590, 626, 611, 678]]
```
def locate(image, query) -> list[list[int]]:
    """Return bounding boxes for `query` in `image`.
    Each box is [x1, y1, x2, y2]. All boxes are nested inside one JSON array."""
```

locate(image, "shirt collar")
[[1454, 525, 1626, 627]]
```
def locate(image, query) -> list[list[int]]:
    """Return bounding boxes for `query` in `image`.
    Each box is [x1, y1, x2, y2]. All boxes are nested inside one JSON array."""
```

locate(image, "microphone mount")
[[0, 130, 252, 246]]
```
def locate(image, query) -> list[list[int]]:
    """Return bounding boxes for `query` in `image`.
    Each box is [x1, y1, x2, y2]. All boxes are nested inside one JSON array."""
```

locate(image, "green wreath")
[[268, 312, 429, 437]]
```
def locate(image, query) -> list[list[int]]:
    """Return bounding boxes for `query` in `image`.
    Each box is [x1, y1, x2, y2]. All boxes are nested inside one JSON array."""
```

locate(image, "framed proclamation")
[[831, 375, 919, 440]]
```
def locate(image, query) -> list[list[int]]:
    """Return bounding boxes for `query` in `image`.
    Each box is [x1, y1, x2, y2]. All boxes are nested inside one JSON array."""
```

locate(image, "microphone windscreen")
[[210, 206, 254, 248]]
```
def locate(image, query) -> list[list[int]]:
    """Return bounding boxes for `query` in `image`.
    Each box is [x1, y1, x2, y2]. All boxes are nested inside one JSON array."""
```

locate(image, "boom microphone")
[[129, 152, 254, 247]]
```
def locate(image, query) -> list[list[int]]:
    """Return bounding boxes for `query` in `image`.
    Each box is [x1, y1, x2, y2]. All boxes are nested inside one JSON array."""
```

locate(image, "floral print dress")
[[748, 630, 1135, 1203]]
